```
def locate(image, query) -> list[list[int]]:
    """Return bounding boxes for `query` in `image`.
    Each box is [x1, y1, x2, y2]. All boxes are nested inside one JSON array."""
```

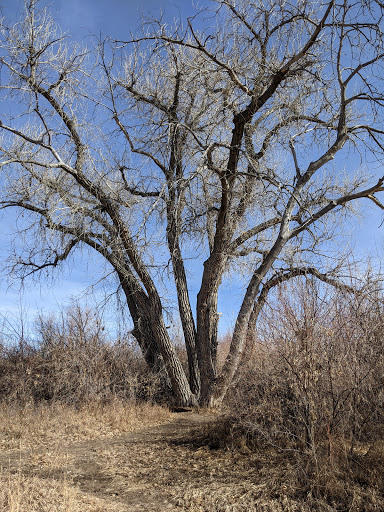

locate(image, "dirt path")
[[0, 412, 258, 511]]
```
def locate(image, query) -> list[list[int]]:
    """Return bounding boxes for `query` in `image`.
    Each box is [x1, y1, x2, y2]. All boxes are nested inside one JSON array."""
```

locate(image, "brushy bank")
[[215, 279, 384, 511], [0, 305, 171, 405]]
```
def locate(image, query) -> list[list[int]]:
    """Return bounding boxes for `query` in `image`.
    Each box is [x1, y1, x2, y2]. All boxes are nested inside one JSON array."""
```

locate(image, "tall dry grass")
[[0, 400, 171, 512], [0, 400, 171, 450], [0, 305, 175, 511]]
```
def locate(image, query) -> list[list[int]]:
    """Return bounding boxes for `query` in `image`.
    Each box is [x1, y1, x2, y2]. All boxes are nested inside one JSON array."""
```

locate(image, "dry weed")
[[0, 473, 125, 512], [0, 400, 171, 450], [0, 305, 171, 405]]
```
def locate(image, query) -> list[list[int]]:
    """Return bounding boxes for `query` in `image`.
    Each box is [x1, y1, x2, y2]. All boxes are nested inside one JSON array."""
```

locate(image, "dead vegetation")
[[0, 401, 174, 512], [220, 278, 384, 511], [0, 400, 171, 450], [0, 473, 125, 512], [0, 305, 172, 406], [1, 400, 383, 511], [1, 279, 384, 510]]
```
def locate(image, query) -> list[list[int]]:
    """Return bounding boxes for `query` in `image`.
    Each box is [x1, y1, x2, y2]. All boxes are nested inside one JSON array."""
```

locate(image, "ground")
[[1, 405, 382, 511], [0, 408, 303, 512], [0, 409, 241, 511]]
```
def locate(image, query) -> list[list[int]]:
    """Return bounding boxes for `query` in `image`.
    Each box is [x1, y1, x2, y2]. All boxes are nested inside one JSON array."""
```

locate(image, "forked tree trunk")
[[212, 240, 287, 405], [119, 270, 196, 406]]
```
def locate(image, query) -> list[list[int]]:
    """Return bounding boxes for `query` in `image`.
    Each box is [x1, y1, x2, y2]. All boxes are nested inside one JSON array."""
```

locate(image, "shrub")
[[226, 278, 384, 473], [0, 305, 171, 405]]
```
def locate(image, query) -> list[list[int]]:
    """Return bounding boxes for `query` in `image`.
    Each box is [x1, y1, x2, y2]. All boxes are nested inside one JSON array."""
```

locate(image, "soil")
[[0, 411, 259, 511]]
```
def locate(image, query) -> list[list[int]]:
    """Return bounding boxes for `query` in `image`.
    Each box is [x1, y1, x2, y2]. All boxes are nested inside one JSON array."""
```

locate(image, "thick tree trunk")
[[149, 306, 197, 406], [211, 285, 258, 406], [118, 272, 161, 369], [196, 254, 227, 405], [118, 270, 196, 406]]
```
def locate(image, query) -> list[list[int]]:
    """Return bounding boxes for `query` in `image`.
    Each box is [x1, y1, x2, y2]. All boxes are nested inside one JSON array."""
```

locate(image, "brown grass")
[[0, 400, 171, 450], [0, 473, 126, 512], [1, 284, 384, 510], [1, 402, 384, 511], [177, 418, 384, 511], [0, 400, 172, 512]]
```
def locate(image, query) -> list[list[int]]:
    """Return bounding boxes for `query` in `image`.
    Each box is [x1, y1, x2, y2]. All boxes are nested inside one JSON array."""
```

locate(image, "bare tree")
[[0, 0, 383, 406]]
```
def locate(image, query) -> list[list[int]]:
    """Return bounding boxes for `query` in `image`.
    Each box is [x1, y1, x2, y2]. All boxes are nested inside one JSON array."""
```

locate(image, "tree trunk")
[[196, 254, 227, 405], [212, 238, 288, 405], [167, 227, 200, 397], [118, 269, 196, 406], [149, 308, 197, 406], [118, 272, 161, 369]]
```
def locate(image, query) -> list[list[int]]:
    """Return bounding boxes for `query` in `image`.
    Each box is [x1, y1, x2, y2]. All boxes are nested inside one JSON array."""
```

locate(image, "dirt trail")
[[0, 412, 249, 511]]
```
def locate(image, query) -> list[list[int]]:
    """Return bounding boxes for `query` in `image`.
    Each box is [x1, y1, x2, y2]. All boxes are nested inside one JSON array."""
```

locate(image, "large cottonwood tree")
[[0, 0, 383, 405]]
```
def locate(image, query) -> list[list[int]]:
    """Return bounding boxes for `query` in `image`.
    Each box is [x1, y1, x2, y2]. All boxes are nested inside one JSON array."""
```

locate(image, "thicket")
[[0, 306, 171, 405], [224, 277, 384, 508], [1, 276, 384, 508]]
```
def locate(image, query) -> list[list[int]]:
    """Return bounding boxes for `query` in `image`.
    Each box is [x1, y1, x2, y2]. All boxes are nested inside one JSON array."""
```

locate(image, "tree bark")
[[212, 237, 288, 405], [196, 253, 228, 405], [166, 216, 200, 396], [118, 269, 196, 406], [149, 305, 197, 406]]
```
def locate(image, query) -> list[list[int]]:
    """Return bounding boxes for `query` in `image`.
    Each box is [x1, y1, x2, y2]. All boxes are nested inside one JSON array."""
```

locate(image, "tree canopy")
[[0, 0, 383, 405]]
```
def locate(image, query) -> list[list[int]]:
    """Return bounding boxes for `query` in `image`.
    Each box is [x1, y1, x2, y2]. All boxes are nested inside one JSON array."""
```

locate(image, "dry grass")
[[178, 444, 384, 512], [1, 403, 384, 511], [0, 473, 126, 512], [174, 418, 384, 512], [0, 400, 171, 451], [1, 285, 384, 511], [0, 400, 172, 512]]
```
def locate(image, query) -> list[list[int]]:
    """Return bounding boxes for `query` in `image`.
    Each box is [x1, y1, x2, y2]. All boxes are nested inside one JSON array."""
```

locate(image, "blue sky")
[[1, 0, 197, 34], [0, 0, 383, 339]]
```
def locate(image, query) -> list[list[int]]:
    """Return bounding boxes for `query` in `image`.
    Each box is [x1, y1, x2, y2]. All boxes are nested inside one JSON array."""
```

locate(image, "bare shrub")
[[0, 305, 171, 405], [225, 277, 384, 502]]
